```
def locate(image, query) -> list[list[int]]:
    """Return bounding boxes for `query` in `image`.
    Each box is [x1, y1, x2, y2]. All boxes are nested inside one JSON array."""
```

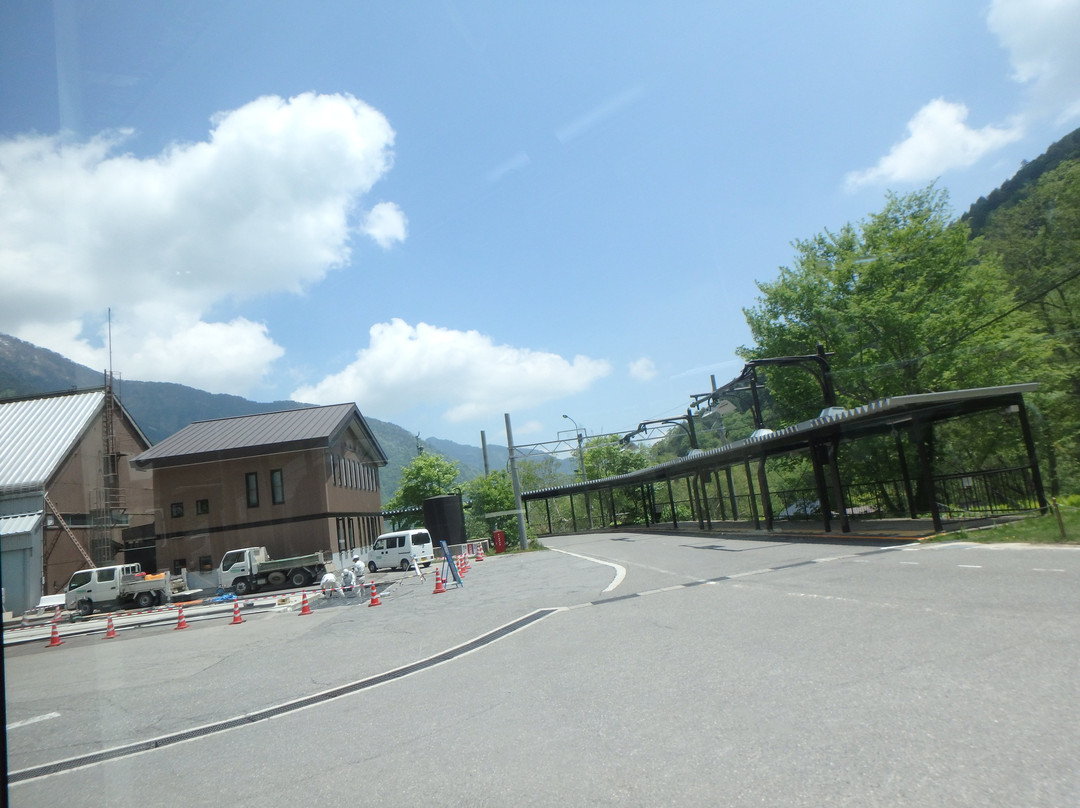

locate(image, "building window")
[[196, 499, 209, 515], [336, 518, 347, 552], [173, 558, 186, 575], [271, 469, 284, 504], [170, 502, 184, 518], [199, 555, 213, 573], [246, 472, 259, 507]]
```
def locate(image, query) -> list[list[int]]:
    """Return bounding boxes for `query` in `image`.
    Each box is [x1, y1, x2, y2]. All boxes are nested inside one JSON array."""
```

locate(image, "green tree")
[[385, 453, 460, 527], [742, 186, 1041, 421], [979, 158, 1080, 492], [740, 186, 1045, 503], [463, 470, 517, 539], [582, 436, 650, 480], [581, 437, 651, 524], [518, 455, 572, 490]]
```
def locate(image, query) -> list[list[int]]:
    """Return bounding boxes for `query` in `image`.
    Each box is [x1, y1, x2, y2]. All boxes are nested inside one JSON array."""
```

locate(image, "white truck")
[[217, 547, 331, 596], [65, 563, 196, 616]]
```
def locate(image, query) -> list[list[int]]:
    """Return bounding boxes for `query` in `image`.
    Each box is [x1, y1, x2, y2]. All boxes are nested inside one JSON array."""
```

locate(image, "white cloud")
[[628, 357, 657, 382], [988, 0, 1080, 122], [291, 319, 612, 423], [848, 1, 1080, 190], [0, 92, 401, 394], [361, 202, 407, 248], [845, 98, 1022, 189]]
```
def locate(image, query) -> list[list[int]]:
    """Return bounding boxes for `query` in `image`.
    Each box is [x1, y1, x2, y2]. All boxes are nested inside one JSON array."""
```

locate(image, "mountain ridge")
[[0, 333, 508, 502]]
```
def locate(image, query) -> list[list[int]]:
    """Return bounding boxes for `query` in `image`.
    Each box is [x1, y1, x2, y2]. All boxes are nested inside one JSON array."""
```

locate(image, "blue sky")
[[2, 1, 1079, 449]]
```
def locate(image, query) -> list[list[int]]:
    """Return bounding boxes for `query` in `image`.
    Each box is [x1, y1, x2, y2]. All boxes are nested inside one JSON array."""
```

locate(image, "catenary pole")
[[504, 414, 528, 549]]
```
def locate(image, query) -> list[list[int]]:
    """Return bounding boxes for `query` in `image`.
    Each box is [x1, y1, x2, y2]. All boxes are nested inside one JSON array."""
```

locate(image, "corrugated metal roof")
[[523, 383, 1040, 498], [132, 403, 387, 468], [0, 391, 105, 495], [0, 511, 44, 536]]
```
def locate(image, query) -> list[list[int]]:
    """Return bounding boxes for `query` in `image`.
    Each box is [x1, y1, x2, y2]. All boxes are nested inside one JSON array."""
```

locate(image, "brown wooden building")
[[127, 404, 387, 578]]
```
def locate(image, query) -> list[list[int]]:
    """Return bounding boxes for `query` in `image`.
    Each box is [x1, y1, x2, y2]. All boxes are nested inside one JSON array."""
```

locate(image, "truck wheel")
[[233, 578, 252, 597], [267, 571, 287, 586], [135, 591, 154, 609], [400, 558, 411, 571], [289, 570, 310, 588], [77, 599, 94, 617], [368, 561, 378, 574]]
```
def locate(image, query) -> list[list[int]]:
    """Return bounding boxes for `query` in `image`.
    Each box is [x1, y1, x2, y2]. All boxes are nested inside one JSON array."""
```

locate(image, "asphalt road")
[[5, 532, 1079, 806]]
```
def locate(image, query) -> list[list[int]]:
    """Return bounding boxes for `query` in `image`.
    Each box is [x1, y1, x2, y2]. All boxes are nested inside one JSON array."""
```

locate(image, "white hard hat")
[[353, 555, 360, 561]]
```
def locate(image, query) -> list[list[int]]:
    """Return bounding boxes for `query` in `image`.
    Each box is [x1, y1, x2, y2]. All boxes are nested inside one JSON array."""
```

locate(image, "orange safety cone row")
[[103, 614, 118, 639], [368, 581, 381, 607], [433, 568, 446, 594], [174, 604, 189, 630], [230, 599, 244, 625], [46, 621, 65, 648], [298, 591, 312, 616]]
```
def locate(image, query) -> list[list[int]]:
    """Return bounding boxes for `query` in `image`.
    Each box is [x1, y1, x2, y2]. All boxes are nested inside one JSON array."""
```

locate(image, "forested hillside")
[[736, 127, 1080, 496]]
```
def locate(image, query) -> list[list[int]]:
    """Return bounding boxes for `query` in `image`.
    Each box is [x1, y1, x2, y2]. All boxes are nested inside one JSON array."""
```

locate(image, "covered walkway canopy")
[[521, 384, 1046, 537]]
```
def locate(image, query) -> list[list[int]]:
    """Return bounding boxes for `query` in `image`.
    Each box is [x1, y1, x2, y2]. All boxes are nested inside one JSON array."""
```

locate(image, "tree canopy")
[[740, 186, 1042, 425], [384, 453, 460, 521]]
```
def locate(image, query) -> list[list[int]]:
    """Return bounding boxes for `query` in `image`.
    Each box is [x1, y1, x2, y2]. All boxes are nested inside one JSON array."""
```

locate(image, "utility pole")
[[504, 414, 528, 549]]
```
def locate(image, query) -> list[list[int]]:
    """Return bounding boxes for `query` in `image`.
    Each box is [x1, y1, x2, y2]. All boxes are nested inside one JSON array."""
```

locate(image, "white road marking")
[[550, 548, 627, 592], [6, 712, 60, 730], [958, 564, 982, 568], [1033, 568, 1067, 573], [900, 561, 919, 565]]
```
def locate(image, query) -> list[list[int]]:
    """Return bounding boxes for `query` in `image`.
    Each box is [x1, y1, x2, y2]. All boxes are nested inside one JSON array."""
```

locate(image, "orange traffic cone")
[[433, 569, 446, 594], [368, 581, 381, 607], [476, 545, 485, 561], [299, 591, 312, 616], [104, 614, 118, 639], [46, 622, 64, 648], [174, 604, 189, 630], [230, 600, 244, 625]]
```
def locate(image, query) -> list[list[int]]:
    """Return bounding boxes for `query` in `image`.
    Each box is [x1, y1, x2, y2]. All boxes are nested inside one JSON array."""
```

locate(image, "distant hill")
[[963, 125, 1080, 237], [0, 333, 508, 502]]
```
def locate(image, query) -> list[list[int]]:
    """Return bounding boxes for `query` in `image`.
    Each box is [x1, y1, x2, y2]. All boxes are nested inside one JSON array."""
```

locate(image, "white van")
[[366, 529, 435, 572]]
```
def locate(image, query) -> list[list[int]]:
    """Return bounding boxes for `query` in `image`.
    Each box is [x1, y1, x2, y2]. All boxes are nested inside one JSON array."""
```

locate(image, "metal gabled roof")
[[0, 390, 106, 495], [131, 403, 388, 470]]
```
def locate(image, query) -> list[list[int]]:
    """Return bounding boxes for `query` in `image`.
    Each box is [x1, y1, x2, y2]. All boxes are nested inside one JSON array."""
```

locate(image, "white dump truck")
[[217, 546, 331, 596], [65, 563, 197, 615]]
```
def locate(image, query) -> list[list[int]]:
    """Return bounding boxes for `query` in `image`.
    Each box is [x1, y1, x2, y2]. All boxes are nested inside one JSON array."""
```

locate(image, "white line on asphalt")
[[958, 565, 982, 568], [727, 568, 775, 578], [6, 712, 60, 730], [900, 561, 919, 565], [1033, 568, 1067, 573], [550, 548, 627, 592]]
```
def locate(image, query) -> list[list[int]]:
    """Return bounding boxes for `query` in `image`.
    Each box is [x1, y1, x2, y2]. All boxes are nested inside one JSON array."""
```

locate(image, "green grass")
[[935, 503, 1080, 544]]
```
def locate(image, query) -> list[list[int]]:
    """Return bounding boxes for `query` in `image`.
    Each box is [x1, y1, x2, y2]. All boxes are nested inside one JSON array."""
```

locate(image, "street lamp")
[[562, 414, 588, 483], [562, 414, 593, 528]]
